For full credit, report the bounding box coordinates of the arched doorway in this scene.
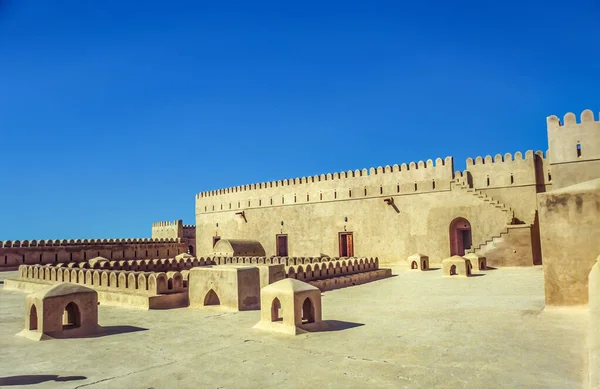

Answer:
[449,217,472,256]
[411,261,418,269]
[450,264,457,275]
[63,302,81,330]
[271,298,282,322]
[204,289,220,306]
[29,305,38,331]
[301,297,315,324]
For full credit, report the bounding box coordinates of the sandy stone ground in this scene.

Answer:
[0,266,588,389]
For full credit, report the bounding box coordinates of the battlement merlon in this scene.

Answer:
[195,156,454,199]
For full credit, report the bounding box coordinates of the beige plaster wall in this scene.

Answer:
[471,225,538,267]
[588,258,600,388]
[196,182,511,264]
[188,266,260,311]
[465,151,542,223]
[538,179,600,305]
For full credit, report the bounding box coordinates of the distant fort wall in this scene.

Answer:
[0,238,188,270]
[152,220,196,254]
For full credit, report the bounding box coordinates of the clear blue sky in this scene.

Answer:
[1,0,598,240]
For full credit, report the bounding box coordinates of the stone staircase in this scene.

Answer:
[450,178,516,255]
[465,227,510,254]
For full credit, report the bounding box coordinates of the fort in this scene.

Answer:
[0,108,599,388]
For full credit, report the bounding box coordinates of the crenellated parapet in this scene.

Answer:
[197,156,452,198]
[196,157,454,213]
[547,109,600,164]
[0,238,180,248]
[546,109,598,129]
[465,150,540,189]
[546,109,600,189]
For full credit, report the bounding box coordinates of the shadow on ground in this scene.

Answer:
[0,375,86,386]
[307,320,364,332]
[90,325,148,338]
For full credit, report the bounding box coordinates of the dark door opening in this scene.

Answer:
[301,297,315,324]
[29,305,38,331]
[339,232,354,257]
[449,218,472,256]
[271,298,282,322]
[62,302,81,330]
[204,289,220,306]
[276,234,288,257]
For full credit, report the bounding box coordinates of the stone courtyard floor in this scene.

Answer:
[0,265,589,389]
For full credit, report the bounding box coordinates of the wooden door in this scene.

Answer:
[339,232,354,257]
[276,235,288,257]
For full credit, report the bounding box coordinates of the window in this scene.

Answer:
[577,143,582,157]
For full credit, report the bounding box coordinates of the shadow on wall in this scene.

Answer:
[304,320,364,332]
[0,375,86,386]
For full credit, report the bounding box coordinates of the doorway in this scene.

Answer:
[62,302,81,330]
[29,305,38,331]
[271,298,282,322]
[338,232,354,257]
[449,217,472,256]
[204,289,220,306]
[302,297,315,324]
[276,234,288,257]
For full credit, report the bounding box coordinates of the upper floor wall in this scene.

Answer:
[547,109,600,189]
[463,150,551,222]
[196,157,455,214]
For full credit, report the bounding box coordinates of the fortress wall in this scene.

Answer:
[196,184,508,264]
[547,109,600,189]
[465,151,540,222]
[0,239,187,270]
[152,220,184,240]
[152,220,196,254]
[183,225,195,240]
[195,157,454,214]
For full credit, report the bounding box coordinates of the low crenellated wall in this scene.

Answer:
[0,238,188,270]
[5,264,191,309]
